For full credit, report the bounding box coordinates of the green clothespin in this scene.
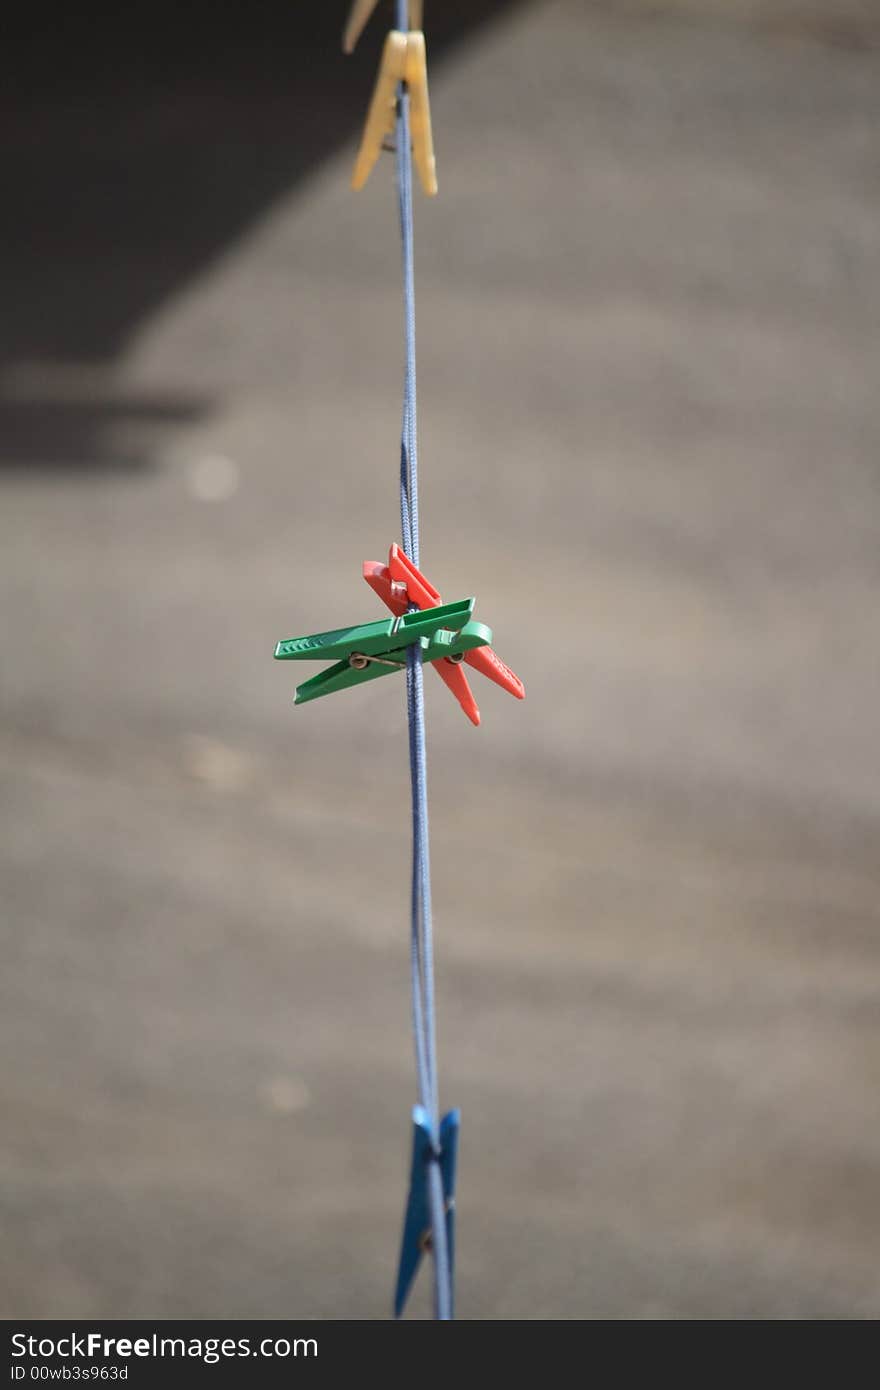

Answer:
[275,599,492,706]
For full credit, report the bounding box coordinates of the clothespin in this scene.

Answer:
[395,1107,459,1319]
[342,1,423,55]
[274,599,490,706]
[364,544,525,726]
[343,1,437,195]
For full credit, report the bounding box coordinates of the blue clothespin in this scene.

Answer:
[394,1106,460,1318]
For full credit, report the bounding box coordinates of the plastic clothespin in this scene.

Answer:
[364,544,525,726]
[274,600,490,706]
[343,1,437,196]
[394,1107,459,1319]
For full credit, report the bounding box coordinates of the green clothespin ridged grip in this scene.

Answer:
[275,599,474,662]
[274,599,492,707]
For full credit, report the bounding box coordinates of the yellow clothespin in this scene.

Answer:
[342,1,423,57]
[343,2,437,197]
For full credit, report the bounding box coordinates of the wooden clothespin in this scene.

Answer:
[342,1,423,57]
[343,1,437,196]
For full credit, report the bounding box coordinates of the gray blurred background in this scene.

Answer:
[1,0,879,1319]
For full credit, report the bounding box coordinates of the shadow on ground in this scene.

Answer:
[0,3,524,471]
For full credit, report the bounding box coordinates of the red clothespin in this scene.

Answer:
[364,544,525,726]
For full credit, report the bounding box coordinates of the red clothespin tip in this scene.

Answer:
[434,654,482,726]
[363,560,408,617]
[463,644,525,703]
[387,544,442,610]
[363,545,524,725]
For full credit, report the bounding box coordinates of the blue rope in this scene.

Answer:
[394,0,452,1322]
